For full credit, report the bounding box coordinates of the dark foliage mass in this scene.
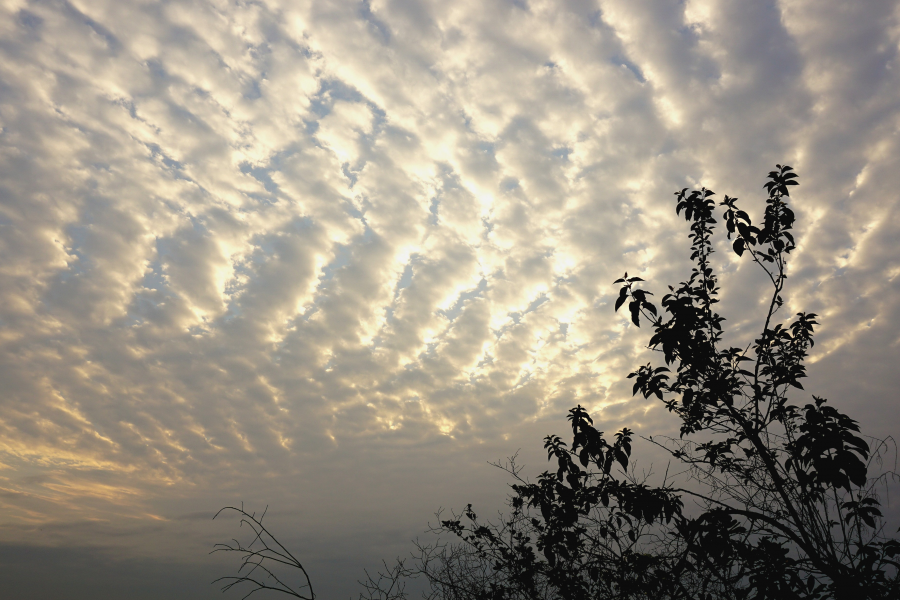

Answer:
[215,167,899,600]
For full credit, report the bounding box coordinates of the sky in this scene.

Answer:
[1,0,899,598]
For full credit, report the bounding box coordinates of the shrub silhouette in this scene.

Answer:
[216,167,900,600]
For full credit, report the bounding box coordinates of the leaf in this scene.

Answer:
[579,449,589,467]
[615,287,628,312]
[615,449,628,469]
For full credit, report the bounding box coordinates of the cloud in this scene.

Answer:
[1,0,899,597]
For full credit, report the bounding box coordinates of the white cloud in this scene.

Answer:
[1,0,899,597]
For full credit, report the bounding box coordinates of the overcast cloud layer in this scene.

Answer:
[1,0,899,598]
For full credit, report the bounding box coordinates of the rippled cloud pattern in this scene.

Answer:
[1,0,899,597]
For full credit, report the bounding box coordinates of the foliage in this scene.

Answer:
[378,166,900,600]
[612,166,900,598]
[216,166,900,600]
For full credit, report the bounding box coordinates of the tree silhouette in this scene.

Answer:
[215,166,899,599]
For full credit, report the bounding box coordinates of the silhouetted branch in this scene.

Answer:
[212,504,315,600]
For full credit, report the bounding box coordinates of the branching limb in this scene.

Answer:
[212,505,316,600]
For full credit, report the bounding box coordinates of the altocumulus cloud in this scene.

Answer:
[1,0,899,598]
